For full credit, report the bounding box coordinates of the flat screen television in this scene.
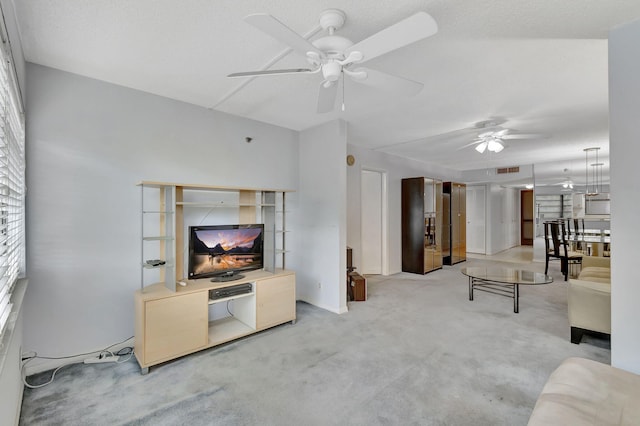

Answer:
[188,224,264,281]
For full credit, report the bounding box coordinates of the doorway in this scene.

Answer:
[361,169,387,275]
[466,185,486,254]
[521,189,534,245]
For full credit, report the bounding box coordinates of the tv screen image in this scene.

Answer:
[188,224,264,279]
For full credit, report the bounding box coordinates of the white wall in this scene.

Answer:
[24,64,300,371]
[462,164,534,186]
[485,184,520,255]
[609,18,640,373]
[294,120,347,313]
[346,144,460,275]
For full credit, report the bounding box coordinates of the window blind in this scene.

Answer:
[0,41,25,337]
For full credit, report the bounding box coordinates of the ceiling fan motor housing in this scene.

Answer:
[319,9,346,33]
[312,10,356,83]
[312,35,354,57]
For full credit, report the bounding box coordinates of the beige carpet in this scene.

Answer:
[20,257,609,425]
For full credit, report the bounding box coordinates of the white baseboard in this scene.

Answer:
[297,297,345,315]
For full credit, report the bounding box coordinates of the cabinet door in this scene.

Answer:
[144,291,208,364]
[256,274,295,330]
[452,184,467,262]
[457,184,467,260]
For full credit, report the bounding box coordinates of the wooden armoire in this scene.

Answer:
[401,177,443,274]
[443,182,466,265]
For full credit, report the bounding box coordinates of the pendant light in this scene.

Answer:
[584,147,602,196]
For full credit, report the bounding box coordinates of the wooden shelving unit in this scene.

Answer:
[443,182,466,265]
[135,181,296,374]
[139,181,293,291]
[401,177,443,274]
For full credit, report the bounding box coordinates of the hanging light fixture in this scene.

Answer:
[584,147,602,196]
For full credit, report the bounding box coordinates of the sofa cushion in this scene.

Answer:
[578,266,611,283]
[528,357,640,425]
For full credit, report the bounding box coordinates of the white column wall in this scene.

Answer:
[293,120,347,313]
[609,18,640,373]
[485,184,520,255]
[25,64,299,371]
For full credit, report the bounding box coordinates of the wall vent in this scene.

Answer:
[496,166,520,174]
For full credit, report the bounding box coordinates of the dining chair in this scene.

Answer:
[544,221,583,281]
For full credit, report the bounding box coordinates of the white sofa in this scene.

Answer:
[528,357,640,425]
[568,256,610,344]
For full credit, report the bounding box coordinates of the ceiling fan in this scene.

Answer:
[560,180,575,190]
[228,9,438,113]
[459,126,546,154]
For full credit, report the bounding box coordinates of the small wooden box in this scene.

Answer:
[349,272,367,301]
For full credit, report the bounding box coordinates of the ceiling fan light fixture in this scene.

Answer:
[487,139,504,153]
[475,142,487,153]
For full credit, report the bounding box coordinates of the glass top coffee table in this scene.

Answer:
[461,267,554,313]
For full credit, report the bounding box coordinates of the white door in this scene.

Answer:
[466,185,486,254]
[361,170,383,274]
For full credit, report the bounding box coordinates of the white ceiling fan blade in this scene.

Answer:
[244,13,324,57]
[317,81,338,113]
[501,133,547,140]
[351,67,423,97]
[456,139,484,151]
[228,68,315,78]
[345,12,438,64]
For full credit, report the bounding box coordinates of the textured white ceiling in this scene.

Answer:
[14,0,640,185]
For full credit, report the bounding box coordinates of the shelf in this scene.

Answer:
[175,202,276,208]
[140,181,292,291]
[208,291,254,305]
[138,181,295,193]
[208,316,255,346]
[142,263,174,269]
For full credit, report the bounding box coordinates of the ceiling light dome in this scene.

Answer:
[487,139,504,153]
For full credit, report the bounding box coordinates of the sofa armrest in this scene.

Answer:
[528,357,640,425]
[568,279,611,334]
[581,256,610,270]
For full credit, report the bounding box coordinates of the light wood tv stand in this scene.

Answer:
[134,268,295,374]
